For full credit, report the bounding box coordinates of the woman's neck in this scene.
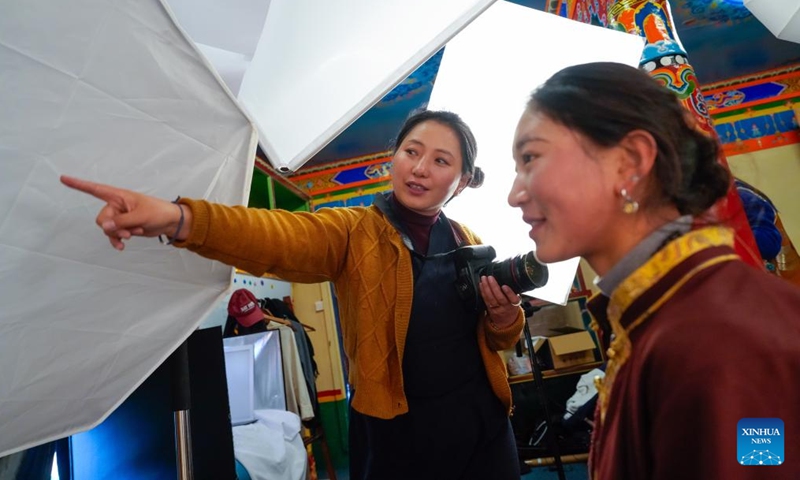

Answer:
[391,194,440,226]
[391,194,439,254]
[588,206,682,277]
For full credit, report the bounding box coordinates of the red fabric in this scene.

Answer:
[715,179,763,270]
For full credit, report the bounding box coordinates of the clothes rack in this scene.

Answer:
[261,309,316,332]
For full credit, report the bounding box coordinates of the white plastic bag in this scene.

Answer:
[507,354,532,376]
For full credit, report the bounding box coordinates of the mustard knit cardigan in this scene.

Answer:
[176,198,524,419]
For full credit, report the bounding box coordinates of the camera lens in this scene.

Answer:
[485,251,548,293]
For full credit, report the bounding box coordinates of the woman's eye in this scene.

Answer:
[406,148,417,156]
[521,153,538,164]
[435,157,449,165]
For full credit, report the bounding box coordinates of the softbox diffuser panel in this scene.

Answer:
[0,0,256,457]
[238,0,498,171]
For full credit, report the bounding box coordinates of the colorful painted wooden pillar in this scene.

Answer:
[555,0,762,267]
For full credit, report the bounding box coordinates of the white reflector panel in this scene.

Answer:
[433,2,644,304]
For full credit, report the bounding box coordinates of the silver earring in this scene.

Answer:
[620,188,639,214]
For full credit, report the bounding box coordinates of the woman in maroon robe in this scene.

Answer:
[508,61,800,480]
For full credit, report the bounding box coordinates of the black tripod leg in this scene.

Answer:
[170,338,194,480]
[522,308,566,480]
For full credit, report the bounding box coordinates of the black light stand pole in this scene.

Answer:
[170,339,194,480]
[522,305,567,480]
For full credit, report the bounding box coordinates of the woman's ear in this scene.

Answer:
[455,173,471,195]
[616,129,657,189]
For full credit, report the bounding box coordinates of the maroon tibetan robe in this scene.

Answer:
[587,226,800,480]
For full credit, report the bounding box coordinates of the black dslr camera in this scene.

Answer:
[453,245,548,312]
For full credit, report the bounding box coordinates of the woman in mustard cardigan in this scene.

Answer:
[62,110,524,479]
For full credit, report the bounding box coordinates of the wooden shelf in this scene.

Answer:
[508,361,604,384]
[524,452,589,467]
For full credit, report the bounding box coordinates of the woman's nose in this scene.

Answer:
[508,178,527,207]
[412,157,429,176]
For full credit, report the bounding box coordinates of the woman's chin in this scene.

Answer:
[531,246,569,266]
[533,250,553,265]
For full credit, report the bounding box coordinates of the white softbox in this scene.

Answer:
[164,0,499,172]
[744,0,800,44]
[433,2,645,305]
[0,0,256,457]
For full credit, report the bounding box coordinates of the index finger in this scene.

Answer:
[479,275,500,300]
[60,175,123,203]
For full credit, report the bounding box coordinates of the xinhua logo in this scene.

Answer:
[738,418,784,466]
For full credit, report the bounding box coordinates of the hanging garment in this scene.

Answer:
[262,298,320,419]
[267,323,315,421]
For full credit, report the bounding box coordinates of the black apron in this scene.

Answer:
[349,214,520,480]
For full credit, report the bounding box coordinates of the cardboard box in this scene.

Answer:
[526,301,586,338]
[529,330,597,370]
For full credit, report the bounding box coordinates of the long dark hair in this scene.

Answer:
[393,109,484,188]
[528,62,730,215]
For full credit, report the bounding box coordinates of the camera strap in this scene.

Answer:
[447,219,468,248]
[412,219,467,262]
[406,219,470,269]
[410,220,461,283]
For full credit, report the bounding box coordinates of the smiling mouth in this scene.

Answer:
[407,182,427,192]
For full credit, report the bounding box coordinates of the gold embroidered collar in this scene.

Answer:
[594,226,738,422]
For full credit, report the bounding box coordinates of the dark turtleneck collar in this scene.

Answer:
[390,193,439,255]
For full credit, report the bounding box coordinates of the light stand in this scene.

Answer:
[170,339,194,480]
[522,305,566,480]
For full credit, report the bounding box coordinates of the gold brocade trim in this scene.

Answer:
[594,226,736,422]
[608,226,734,323]
[595,331,632,424]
